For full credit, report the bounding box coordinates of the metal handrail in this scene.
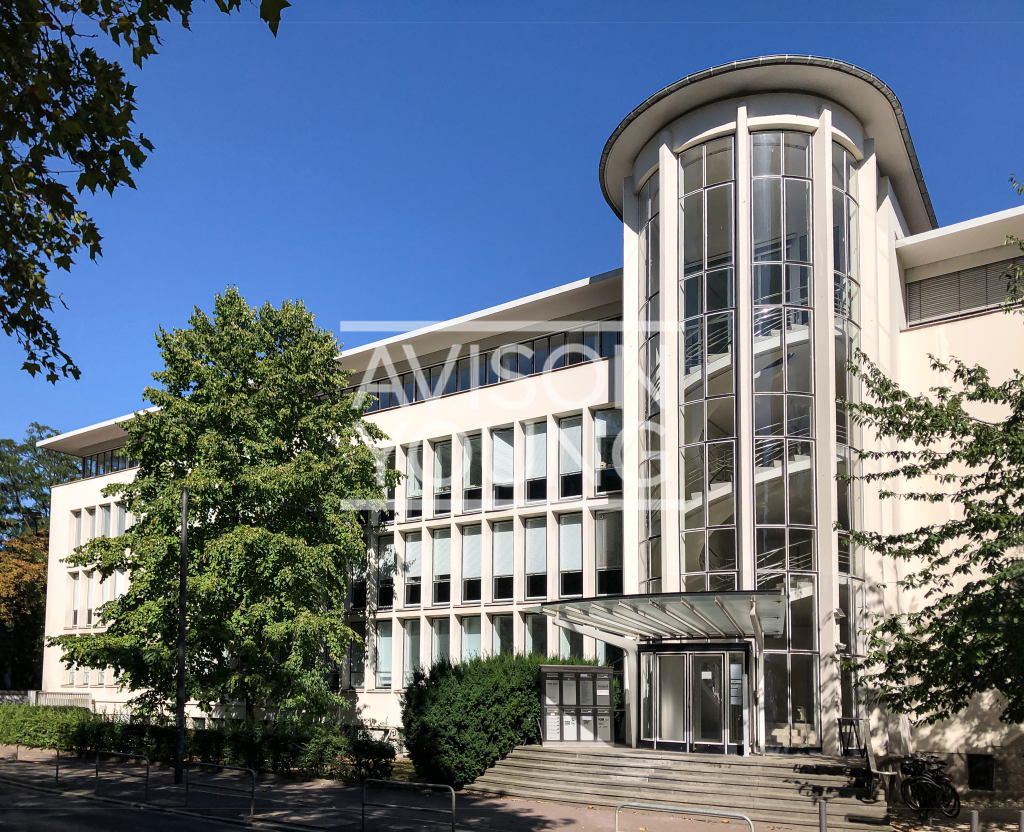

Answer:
[362,779,455,832]
[95,750,150,801]
[185,761,255,817]
[615,803,755,832]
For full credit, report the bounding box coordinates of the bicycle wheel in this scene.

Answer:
[902,778,925,810]
[939,783,961,818]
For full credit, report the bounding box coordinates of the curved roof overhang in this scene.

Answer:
[600,55,937,235]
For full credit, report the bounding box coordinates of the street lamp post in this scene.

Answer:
[174,486,188,785]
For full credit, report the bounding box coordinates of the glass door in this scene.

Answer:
[691,653,725,748]
[657,654,686,744]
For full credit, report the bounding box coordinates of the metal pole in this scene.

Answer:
[971,810,979,832]
[1017,809,1022,832]
[174,486,188,785]
[819,798,827,832]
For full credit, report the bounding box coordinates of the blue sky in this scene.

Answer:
[3,1,1024,442]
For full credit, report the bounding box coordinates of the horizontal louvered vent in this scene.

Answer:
[907,257,1023,324]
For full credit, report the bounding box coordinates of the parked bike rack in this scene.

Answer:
[615,803,756,832]
[94,750,150,801]
[185,762,255,817]
[361,779,455,832]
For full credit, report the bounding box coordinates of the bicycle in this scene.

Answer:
[899,755,960,818]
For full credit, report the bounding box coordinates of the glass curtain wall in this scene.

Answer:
[678,136,738,591]
[750,130,819,750]
[833,141,864,719]
[638,173,663,592]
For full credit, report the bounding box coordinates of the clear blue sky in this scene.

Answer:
[3,1,1023,442]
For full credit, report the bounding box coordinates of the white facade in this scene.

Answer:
[39,57,1024,778]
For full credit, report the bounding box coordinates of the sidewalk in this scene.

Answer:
[0,746,1019,832]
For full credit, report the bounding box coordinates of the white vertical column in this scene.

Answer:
[814,106,841,758]
[735,103,754,591]
[621,176,642,595]
[658,133,681,594]
[480,520,491,605]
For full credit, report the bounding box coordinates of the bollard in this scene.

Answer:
[971,810,979,832]
[1018,809,1023,832]
[819,799,827,832]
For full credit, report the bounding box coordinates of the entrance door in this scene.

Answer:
[657,655,686,744]
[691,653,725,748]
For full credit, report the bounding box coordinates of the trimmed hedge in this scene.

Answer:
[0,705,393,779]
[401,653,598,788]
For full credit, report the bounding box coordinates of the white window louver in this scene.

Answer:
[492,521,514,577]
[559,417,583,475]
[432,529,451,576]
[405,533,422,578]
[558,513,583,571]
[406,445,423,497]
[493,429,514,485]
[525,517,547,574]
[525,422,547,479]
[462,525,482,579]
[596,511,623,570]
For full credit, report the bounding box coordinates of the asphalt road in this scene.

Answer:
[0,779,241,832]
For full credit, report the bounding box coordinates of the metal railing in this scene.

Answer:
[185,762,255,817]
[615,803,755,832]
[362,779,455,832]
[838,717,866,757]
[95,751,149,800]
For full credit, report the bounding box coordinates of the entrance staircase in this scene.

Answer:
[466,746,889,830]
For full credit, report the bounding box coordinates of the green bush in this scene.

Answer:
[349,734,396,781]
[401,653,598,788]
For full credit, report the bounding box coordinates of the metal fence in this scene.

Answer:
[95,751,150,800]
[362,779,455,832]
[32,692,92,708]
[185,762,255,816]
[615,804,755,832]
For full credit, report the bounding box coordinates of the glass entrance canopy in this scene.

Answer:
[528,590,785,641]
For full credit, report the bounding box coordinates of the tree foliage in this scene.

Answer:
[49,288,397,718]
[0,422,80,536]
[844,249,1024,724]
[0,531,48,688]
[0,0,288,382]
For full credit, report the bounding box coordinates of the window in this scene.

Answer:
[85,570,95,626]
[81,448,136,479]
[72,511,82,550]
[351,561,367,611]
[404,533,423,605]
[99,505,111,538]
[492,614,513,655]
[596,511,623,595]
[65,663,76,687]
[67,572,79,628]
[432,617,450,663]
[115,504,127,536]
[526,614,548,656]
[906,257,1024,325]
[492,521,514,601]
[594,410,623,494]
[462,616,481,660]
[525,517,547,599]
[375,621,392,688]
[463,435,482,511]
[558,513,583,597]
[432,528,451,604]
[433,440,451,516]
[377,536,395,609]
[492,429,514,506]
[96,667,105,686]
[82,666,90,686]
[86,508,96,541]
[967,754,995,791]
[349,621,366,687]
[403,619,421,686]
[558,416,584,499]
[114,569,126,599]
[406,445,423,519]
[524,421,547,502]
[559,627,583,659]
[381,450,396,524]
[461,525,482,603]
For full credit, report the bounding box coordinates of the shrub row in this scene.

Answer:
[0,705,394,779]
[401,652,600,788]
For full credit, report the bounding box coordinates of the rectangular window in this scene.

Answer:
[404,532,422,606]
[526,613,548,656]
[86,508,96,541]
[967,754,995,791]
[594,409,623,494]
[558,513,584,597]
[72,511,82,549]
[461,524,482,603]
[492,428,514,507]
[351,560,367,611]
[524,421,547,502]
[525,517,547,599]
[99,505,111,537]
[432,528,451,605]
[82,666,90,686]
[375,620,392,688]
[463,434,482,511]
[492,520,514,601]
[381,450,396,523]
[492,614,513,655]
[596,511,623,596]
[349,621,366,688]
[67,572,79,628]
[432,617,450,664]
[559,627,583,659]
[406,445,423,519]
[65,663,76,687]
[433,440,451,516]
[85,570,95,626]
[114,569,126,599]
[461,616,481,660]
[403,619,421,686]
[115,504,127,536]
[377,536,395,609]
[558,416,584,499]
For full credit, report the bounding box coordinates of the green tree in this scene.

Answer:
[843,243,1024,724]
[1,0,288,382]
[0,422,80,536]
[50,288,397,718]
